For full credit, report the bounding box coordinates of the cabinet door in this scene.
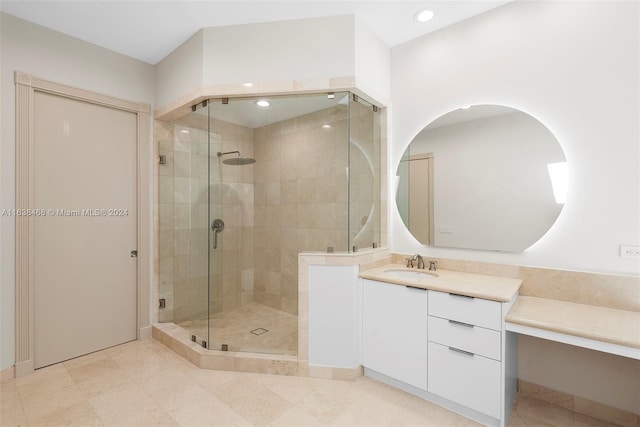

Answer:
[428,342,501,418]
[362,279,428,390]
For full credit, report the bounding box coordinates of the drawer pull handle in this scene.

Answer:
[448,319,474,328]
[449,347,474,357]
[405,285,426,291]
[449,292,475,299]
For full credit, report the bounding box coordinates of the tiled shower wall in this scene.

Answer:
[253,105,350,315]
[157,114,255,325]
[211,117,256,316]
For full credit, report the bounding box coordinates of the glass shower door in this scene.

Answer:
[186,101,222,349]
[349,94,381,251]
[207,105,225,350]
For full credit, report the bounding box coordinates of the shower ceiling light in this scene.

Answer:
[256,100,270,107]
[414,9,435,23]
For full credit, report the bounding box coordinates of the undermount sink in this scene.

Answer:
[381,269,439,280]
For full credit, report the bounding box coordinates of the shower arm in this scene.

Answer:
[217,151,240,158]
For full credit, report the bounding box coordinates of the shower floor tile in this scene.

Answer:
[179,303,298,356]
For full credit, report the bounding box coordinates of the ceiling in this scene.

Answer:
[0,1,511,65]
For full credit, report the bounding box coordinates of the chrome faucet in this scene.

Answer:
[412,254,425,270]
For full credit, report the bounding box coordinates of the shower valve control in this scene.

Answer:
[212,219,225,232]
[212,219,225,249]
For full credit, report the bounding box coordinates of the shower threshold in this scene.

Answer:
[152,322,299,376]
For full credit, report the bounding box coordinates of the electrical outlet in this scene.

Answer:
[620,245,640,259]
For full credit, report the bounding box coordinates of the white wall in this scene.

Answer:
[202,15,355,88]
[390,1,639,276]
[157,14,362,110]
[354,17,391,105]
[390,1,639,413]
[155,15,393,112]
[154,30,204,109]
[519,336,639,414]
[0,13,155,371]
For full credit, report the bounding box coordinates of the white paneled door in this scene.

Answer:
[33,91,138,368]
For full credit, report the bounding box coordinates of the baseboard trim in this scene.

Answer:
[14,359,34,378]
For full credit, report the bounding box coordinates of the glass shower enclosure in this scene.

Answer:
[158,92,381,355]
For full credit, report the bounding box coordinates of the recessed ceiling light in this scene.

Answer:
[414,9,435,23]
[256,100,270,107]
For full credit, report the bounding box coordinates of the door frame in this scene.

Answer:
[14,71,151,377]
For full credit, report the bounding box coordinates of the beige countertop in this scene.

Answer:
[506,296,640,349]
[359,264,522,302]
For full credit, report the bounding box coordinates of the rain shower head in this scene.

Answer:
[223,157,256,165]
[217,151,256,165]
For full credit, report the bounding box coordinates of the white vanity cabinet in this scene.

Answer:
[362,279,428,390]
[358,267,520,427]
[427,291,504,419]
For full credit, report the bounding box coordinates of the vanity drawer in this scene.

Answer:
[427,342,501,419]
[428,290,502,330]
[428,316,501,361]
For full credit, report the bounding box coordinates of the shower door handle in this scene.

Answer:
[211,219,225,249]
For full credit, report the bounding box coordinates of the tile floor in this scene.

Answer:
[0,339,621,427]
[179,303,298,356]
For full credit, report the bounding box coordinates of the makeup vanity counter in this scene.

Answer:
[506,296,640,360]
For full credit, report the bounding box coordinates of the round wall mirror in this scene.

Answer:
[396,105,567,252]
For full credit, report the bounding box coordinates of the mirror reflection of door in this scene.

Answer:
[408,154,434,245]
[396,105,566,252]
